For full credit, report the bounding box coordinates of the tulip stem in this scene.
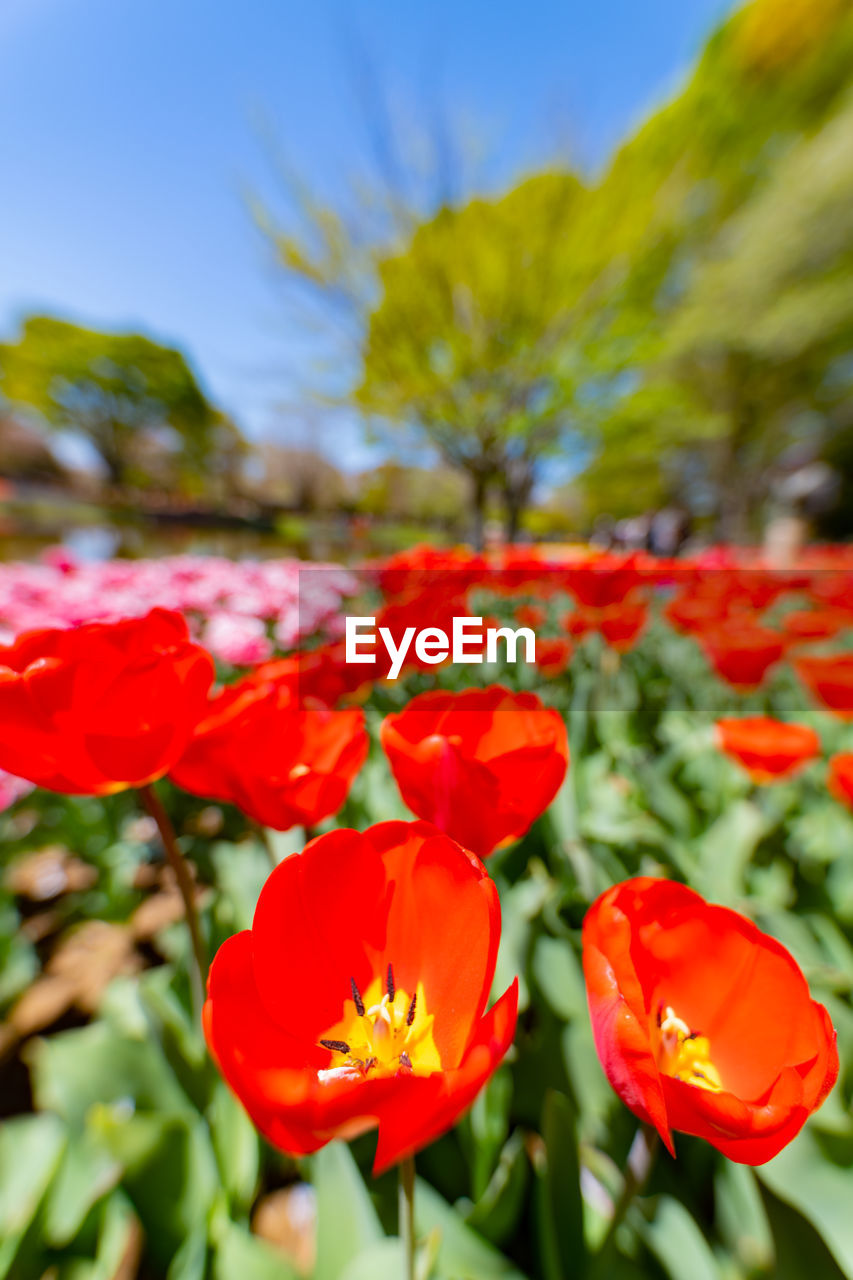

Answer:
[253,822,278,870]
[399,1154,416,1280]
[594,1124,658,1269]
[139,783,207,1020]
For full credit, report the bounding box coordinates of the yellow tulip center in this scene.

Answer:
[318,966,441,1082]
[656,1004,723,1093]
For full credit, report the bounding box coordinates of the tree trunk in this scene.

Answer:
[102,450,126,491]
[715,427,754,545]
[715,370,757,545]
[469,471,489,552]
[503,465,534,544]
[95,421,128,491]
[504,495,522,544]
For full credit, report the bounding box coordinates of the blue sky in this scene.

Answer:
[0,0,729,470]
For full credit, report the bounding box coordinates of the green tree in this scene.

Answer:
[257,141,595,545]
[0,317,233,494]
[651,83,853,536]
[256,0,853,544]
[354,174,593,544]
[567,0,853,535]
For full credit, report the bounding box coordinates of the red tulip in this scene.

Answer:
[700,625,786,691]
[564,555,641,609]
[254,646,372,708]
[561,602,648,651]
[664,591,731,636]
[515,603,547,630]
[795,654,853,720]
[0,609,214,794]
[380,685,569,857]
[715,717,820,783]
[809,571,853,611]
[535,636,574,677]
[828,753,853,811]
[171,667,367,830]
[720,570,788,613]
[781,608,850,646]
[563,610,598,640]
[598,601,649,652]
[583,877,838,1164]
[203,821,518,1174]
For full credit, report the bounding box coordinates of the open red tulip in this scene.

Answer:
[583,877,838,1164]
[0,608,214,795]
[170,665,367,830]
[597,601,649,652]
[715,716,820,783]
[795,654,853,720]
[380,685,569,857]
[203,821,518,1174]
[700,625,786,691]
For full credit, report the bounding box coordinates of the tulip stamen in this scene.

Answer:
[318,973,440,1081]
[656,1003,723,1093]
[320,1038,351,1054]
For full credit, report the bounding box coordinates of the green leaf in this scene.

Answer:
[212,840,275,933]
[639,1195,723,1280]
[168,1222,208,1280]
[43,1130,122,1247]
[532,936,586,1022]
[714,1159,773,1276]
[339,1240,406,1280]
[464,1131,529,1247]
[464,1070,513,1200]
[94,1191,142,1280]
[537,1091,587,1280]
[758,1127,853,1279]
[561,1022,615,1139]
[90,1112,219,1269]
[414,1177,529,1279]
[311,1142,383,1280]
[788,803,853,866]
[494,873,552,1012]
[694,799,768,904]
[761,1183,848,1280]
[0,927,37,1010]
[29,1021,196,1128]
[208,1080,260,1214]
[212,1221,301,1280]
[0,1113,66,1277]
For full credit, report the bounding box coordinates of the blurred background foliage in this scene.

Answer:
[254,0,853,544]
[2,0,853,553]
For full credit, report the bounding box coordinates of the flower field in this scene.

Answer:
[1,543,853,1280]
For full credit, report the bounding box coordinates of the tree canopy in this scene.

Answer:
[0,317,239,495]
[257,0,853,539]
